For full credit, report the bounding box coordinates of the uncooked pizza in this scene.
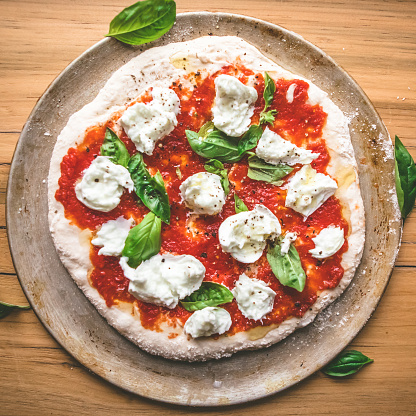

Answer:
[48,36,365,361]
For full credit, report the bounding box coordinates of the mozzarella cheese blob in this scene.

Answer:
[91,217,133,256]
[75,156,134,212]
[232,274,276,321]
[211,74,258,137]
[120,253,205,309]
[120,87,180,155]
[256,127,319,166]
[285,164,338,218]
[184,307,232,338]
[280,231,297,255]
[286,83,297,103]
[219,204,281,263]
[179,172,225,215]
[309,226,345,259]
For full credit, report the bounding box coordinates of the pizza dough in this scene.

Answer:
[48,36,365,361]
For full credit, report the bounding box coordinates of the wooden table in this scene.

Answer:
[1,0,415,414]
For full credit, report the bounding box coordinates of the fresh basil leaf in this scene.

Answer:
[180,282,234,312]
[122,212,161,268]
[263,72,276,111]
[186,123,242,163]
[204,159,230,195]
[234,193,249,213]
[322,350,374,377]
[128,153,170,224]
[237,124,263,155]
[395,135,416,219]
[106,0,176,46]
[247,154,293,185]
[100,127,130,167]
[267,238,306,292]
[259,109,278,126]
[0,301,30,319]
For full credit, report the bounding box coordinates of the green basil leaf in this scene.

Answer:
[100,127,130,167]
[128,153,170,224]
[122,212,161,268]
[186,122,242,163]
[204,159,230,195]
[106,0,176,46]
[237,124,263,155]
[267,239,306,292]
[234,193,249,213]
[263,72,276,111]
[180,282,234,312]
[259,109,278,126]
[247,154,293,185]
[322,350,374,377]
[395,135,416,219]
[0,300,30,319]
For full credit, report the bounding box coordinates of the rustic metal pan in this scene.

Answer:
[6,12,401,406]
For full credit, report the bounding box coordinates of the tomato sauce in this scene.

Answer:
[55,65,349,334]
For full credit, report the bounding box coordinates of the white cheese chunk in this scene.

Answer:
[285,164,338,218]
[120,253,205,309]
[179,172,225,215]
[120,87,180,155]
[183,307,232,338]
[211,74,258,137]
[309,226,345,259]
[75,156,134,212]
[256,127,319,166]
[286,83,297,103]
[232,274,276,321]
[219,204,281,263]
[91,217,133,256]
[280,232,297,255]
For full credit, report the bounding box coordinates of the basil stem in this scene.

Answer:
[100,127,130,167]
[267,238,306,292]
[128,153,170,224]
[122,212,162,268]
[204,159,230,195]
[180,282,234,312]
[247,154,293,185]
[234,193,249,213]
[259,72,277,125]
[322,350,374,377]
[395,135,416,220]
[0,301,30,320]
[106,0,176,46]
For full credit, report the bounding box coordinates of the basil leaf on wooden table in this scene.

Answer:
[322,350,374,377]
[180,282,234,312]
[395,135,416,220]
[106,0,176,46]
[267,238,306,292]
[204,159,230,195]
[122,212,162,268]
[259,72,277,125]
[0,301,30,319]
[247,154,293,185]
[128,153,171,224]
[186,122,242,163]
[100,127,130,167]
[234,193,249,213]
[237,124,263,155]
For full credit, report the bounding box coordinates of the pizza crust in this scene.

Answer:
[48,36,365,361]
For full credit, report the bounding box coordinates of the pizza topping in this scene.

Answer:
[285,164,338,217]
[120,87,180,155]
[280,231,297,255]
[180,282,234,311]
[211,74,258,137]
[120,253,205,309]
[234,193,249,213]
[74,156,134,212]
[247,153,293,185]
[232,274,276,321]
[219,204,281,263]
[256,127,320,166]
[259,72,278,126]
[309,225,345,259]
[100,127,130,167]
[204,159,230,195]
[91,217,133,256]
[183,307,232,338]
[286,83,297,104]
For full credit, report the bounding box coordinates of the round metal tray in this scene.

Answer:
[6,12,401,406]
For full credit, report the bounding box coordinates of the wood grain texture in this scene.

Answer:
[0,0,415,414]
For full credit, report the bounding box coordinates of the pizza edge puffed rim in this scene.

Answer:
[47,36,365,361]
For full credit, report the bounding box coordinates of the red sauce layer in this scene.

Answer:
[55,65,348,334]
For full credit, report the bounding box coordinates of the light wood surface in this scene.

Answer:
[1,0,415,414]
